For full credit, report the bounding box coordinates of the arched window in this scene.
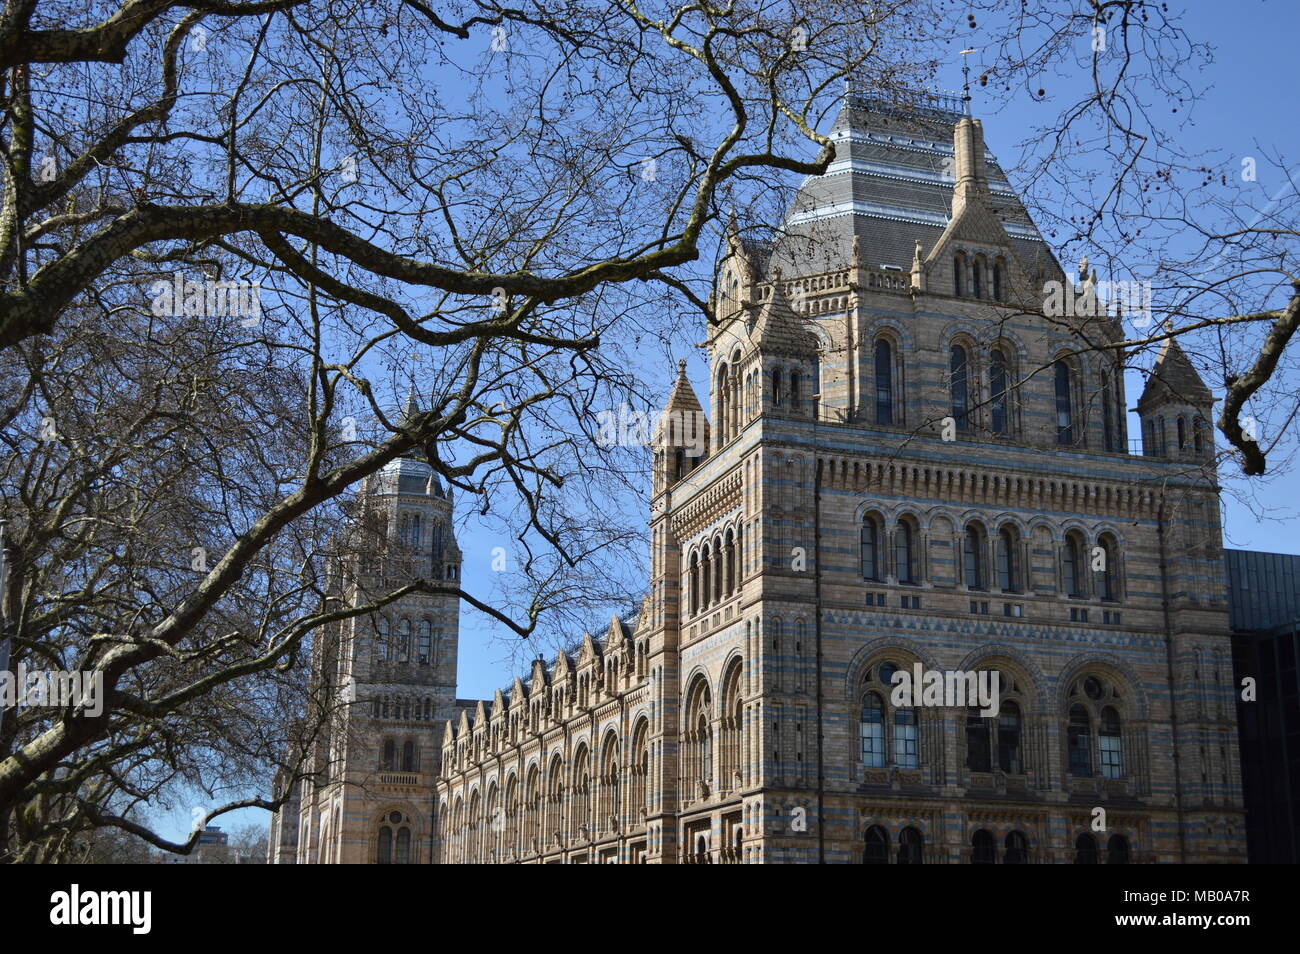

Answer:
[381,739,396,771]
[898,827,923,864]
[1055,359,1075,444]
[992,260,1004,302]
[1004,831,1027,864]
[377,825,392,864]
[863,825,889,864]
[1177,416,1187,450]
[996,525,1021,592]
[963,522,986,589]
[376,618,390,661]
[894,518,916,584]
[410,513,422,547]
[894,707,919,769]
[971,255,984,299]
[1102,370,1119,451]
[1074,833,1098,864]
[1068,704,1093,777]
[772,368,783,407]
[689,551,700,615]
[417,620,433,665]
[397,618,411,662]
[695,834,710,864]
[1097,534,1119,601]
[395,826,411,864]
[1156,415,1167,456]
[998,701,1023,774]
[966,707,992,773]
[698,711,712,782]
[859,692,886,768]
[700,544,712,607]
[990,348,1009,435]
[1193,416,1206,454]
[790,371,801,411]
[1107,834,1131,864]
[953,253,965,297]
[1100,707,1123,779]
[1062,532,1085,597]
[861,514,882,581]
[402,740,416,773]
[950,345,969,430]
[971,829,996,864]
[874,339,894,425]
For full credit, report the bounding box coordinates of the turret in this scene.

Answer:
[1137,334,1215,462]
[652,360,709,495]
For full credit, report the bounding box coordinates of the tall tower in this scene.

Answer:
[287,400,464,864]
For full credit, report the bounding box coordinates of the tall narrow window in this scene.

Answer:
[1098,535,1118,601]
[377,618,390,661]
[954,254,965,297]
[966,709,992,772]
[402,740,416,772]
[395,827,411,864]
[990,348,1008,435]
[377,826,392,864]
[874,339,894,425]
[894,707,919,768]
[1177,417,1187,451]
[894,520,915,584]
[950,346,969,430]
[1069,705,1093,777]
[998,701,1023,774]
[1107,834,1130,864]
[1055,359,1074,444]
[1004,831,1027,864]
[898,827,924,864]
[1193,417,1205,454]
[971,829,996,864]
[417,620,432,665]
[772,368,783,407]
[963,523,986,589]
[382,739,396,771]
[861,515,881,581]
[397,618,410,662]
[859,692,885,768]
[971,256,984,299]
[1102,372,1118,451]
[790,371,801,411]
[992,261,1004,302]
[1063,533,1084,597]
[864,825,889,864]
[996,526,1020,592]
[1100,707,1123,778]
[698,712,712,782]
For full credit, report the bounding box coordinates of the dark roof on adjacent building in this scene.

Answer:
[1225,548,1300,632]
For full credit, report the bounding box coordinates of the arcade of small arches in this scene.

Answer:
[714,351,817,446]
[858,507,1124,600]
[437,723,652,863]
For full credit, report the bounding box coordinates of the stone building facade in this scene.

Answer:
[269,89,1246,864]
[432,91,1246,864]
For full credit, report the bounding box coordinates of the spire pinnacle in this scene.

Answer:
[960,49,976,116]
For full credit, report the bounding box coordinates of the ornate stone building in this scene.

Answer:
[276,89,1248,863]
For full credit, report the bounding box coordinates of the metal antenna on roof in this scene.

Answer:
[959,49,976,116]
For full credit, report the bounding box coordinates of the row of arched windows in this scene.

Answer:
[371,694,437,722]
[376,811,414,864]
[861,512,1122,599]
[375,617,440,664]
[716,359,816,447]
[863,825,1130,863]
[684,661,745,797]
[952,252,1007,302]
[380,738,421,773]
[870,335,1121,451]
[440,724,651,862]
[686,527,741,615]
[1144,413,1208,458]
[859,662,1132,783]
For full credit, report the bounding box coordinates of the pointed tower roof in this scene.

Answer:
[654,360,709,445]
[1138,334,1213,408]
[751,276,819,354]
